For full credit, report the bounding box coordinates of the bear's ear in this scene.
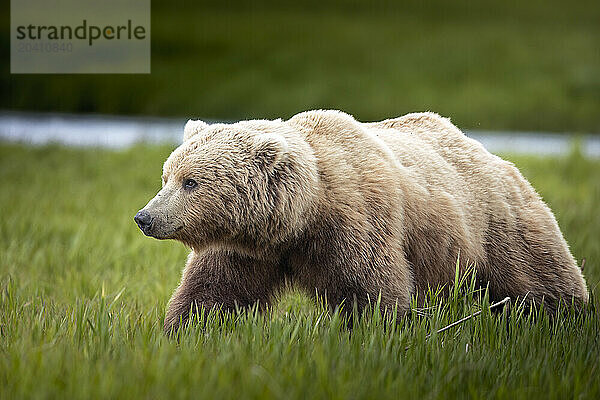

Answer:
[252,133,289,168]
[183,119,208,141]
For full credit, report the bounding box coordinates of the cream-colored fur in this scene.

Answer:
[135,110,589,333]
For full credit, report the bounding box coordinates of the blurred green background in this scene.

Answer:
[2,0,600,132]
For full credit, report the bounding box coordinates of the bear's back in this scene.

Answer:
[287,110,578,291]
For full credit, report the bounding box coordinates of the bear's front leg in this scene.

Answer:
[290,238,413,320]
[164,249,282,334]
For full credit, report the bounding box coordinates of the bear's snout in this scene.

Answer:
[134,210,153,234]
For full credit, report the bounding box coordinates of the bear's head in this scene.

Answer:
[135,118,318,253]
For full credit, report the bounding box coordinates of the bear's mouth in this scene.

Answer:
[146,224,184,240]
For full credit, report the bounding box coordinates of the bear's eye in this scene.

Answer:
[183,178,198,190]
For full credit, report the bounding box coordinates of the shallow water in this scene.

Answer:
[1,111,599,157]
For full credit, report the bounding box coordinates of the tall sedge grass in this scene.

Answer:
[1,143,598,398]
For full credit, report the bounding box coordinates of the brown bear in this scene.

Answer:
[134,110,589,333]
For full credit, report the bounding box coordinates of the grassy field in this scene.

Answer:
[1,143,599,399]
[2,0,600,132]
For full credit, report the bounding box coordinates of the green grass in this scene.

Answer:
[2,0,600,132]
[1,143,599,399]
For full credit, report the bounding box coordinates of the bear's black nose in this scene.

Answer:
[134,210,152,232]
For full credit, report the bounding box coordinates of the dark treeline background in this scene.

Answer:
[2,0,599,132]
